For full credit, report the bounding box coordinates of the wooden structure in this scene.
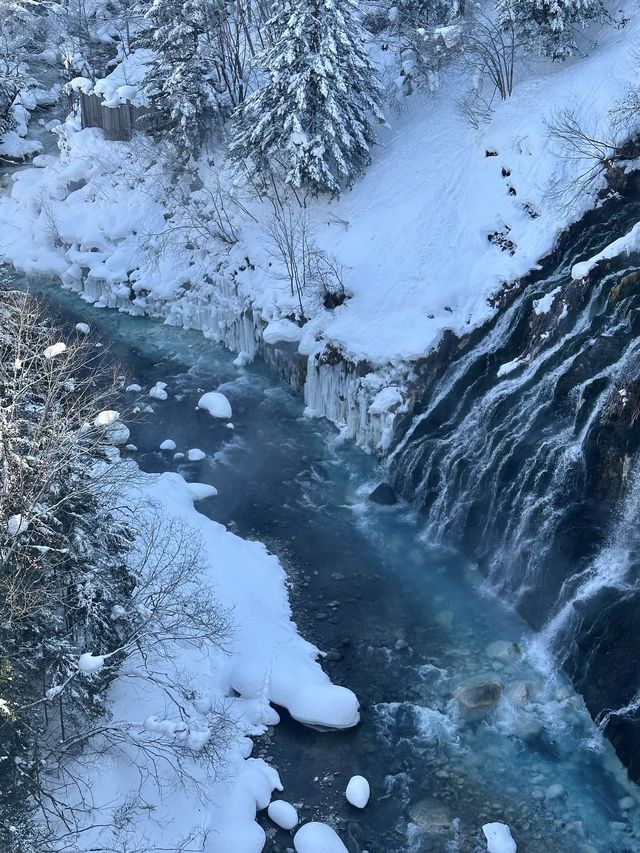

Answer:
[79,92,149,142]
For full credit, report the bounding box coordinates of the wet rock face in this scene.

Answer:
[369,483,398,505]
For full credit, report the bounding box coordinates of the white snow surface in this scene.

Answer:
[572,221,640,280]
[267,799,299,830]
[345,775,370,808]
[57,466,358,851]
[293,822,348,853]
[482,822,517,853]
[198,390,233,419]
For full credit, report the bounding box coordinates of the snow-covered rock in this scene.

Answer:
[126,383,142,393]
[197,391,233,419]
[187,448,206,461]
[233,351,251,367]
[346,775,370,808]
[43,341,67,359]
[184,482,218,501]
[75,322,91,335]
[267,800,299,830]
[149,382,168,400]
[159,439,176,451]
[482,822,517,853]
[94,410,121,427]
[94,410,130,445]
[263,319,303,345]
[293,822,348,853]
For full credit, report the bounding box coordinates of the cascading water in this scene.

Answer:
[389,187,640,780]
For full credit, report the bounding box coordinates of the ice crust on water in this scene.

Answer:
[482,822,517,853]
[198,391,232,419]
[293,822,348,853]
[267,799,299,830]
[346,775,370,808]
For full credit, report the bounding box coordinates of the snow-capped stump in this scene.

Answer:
[293,822,348,853]
[75,322,90,335]
[6,514,29,536]
[482,822,517,853]
[43,341,67,359]
[149,381,168,400]
[187,448,206,461]
[78,653,105,673]
[268,800,299,830]
[126,383,142,393]
[159,439,176,451]
[346,775,370,808]
[197,391,232,419]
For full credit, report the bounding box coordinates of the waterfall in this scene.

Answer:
[388,195,640,776]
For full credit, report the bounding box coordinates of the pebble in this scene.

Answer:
[546,784,566,801]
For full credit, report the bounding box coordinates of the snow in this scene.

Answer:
[368,386,403,415]
[61,467,360,851]
[94,410,130,445]
[125,383,142,392]
[78,652,105,673]
[267,799,299,830]
[571,221,640,280]
[149,381,168,400]
[263,319,304,345]
[184,481,218,500]
[75,322,91,335]
[345,775,370,808]
[234,351,252,367]
[7,514,29,536]
[197,391,233,419]
[497,357,525,378]
[43,342,66,359]
[482,822,517,853]
[532,287,561,315]
[159,439,176,451]
[94,410,121,427]
[293,822,348,853]
[187,448,206,461]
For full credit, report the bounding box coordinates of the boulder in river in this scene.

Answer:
[455,676,502,715]
[369,483,398,505]
[409,796,452,830]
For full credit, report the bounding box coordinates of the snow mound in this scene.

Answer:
[268,799,299,830]
[293,822,348,853]
[482,822,517,853]
[368,386,402,415]
[78,653,105,673]
[159,439,176,451]
[187,448,206,461]
[198,391,233,419]
[7,514,29,536]
[263,319,303,345]
[345,775,370,808]
[184,481,218,501]
[43,342,66,359]
[149,382,168,400]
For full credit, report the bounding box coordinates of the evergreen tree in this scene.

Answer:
[231,0,385,196]
[143,0,221,155]
[495,0,604,60]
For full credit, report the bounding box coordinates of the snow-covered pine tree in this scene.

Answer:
[387,0,464,95]
[495,0,604,60]
[143,0,221,156]
[231,0,385,197]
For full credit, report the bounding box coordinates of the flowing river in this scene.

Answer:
[6,269,640,853]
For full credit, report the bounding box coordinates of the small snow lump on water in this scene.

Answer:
[293,822,348,853]
[346,775,370,808]
[267,800,298,830]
